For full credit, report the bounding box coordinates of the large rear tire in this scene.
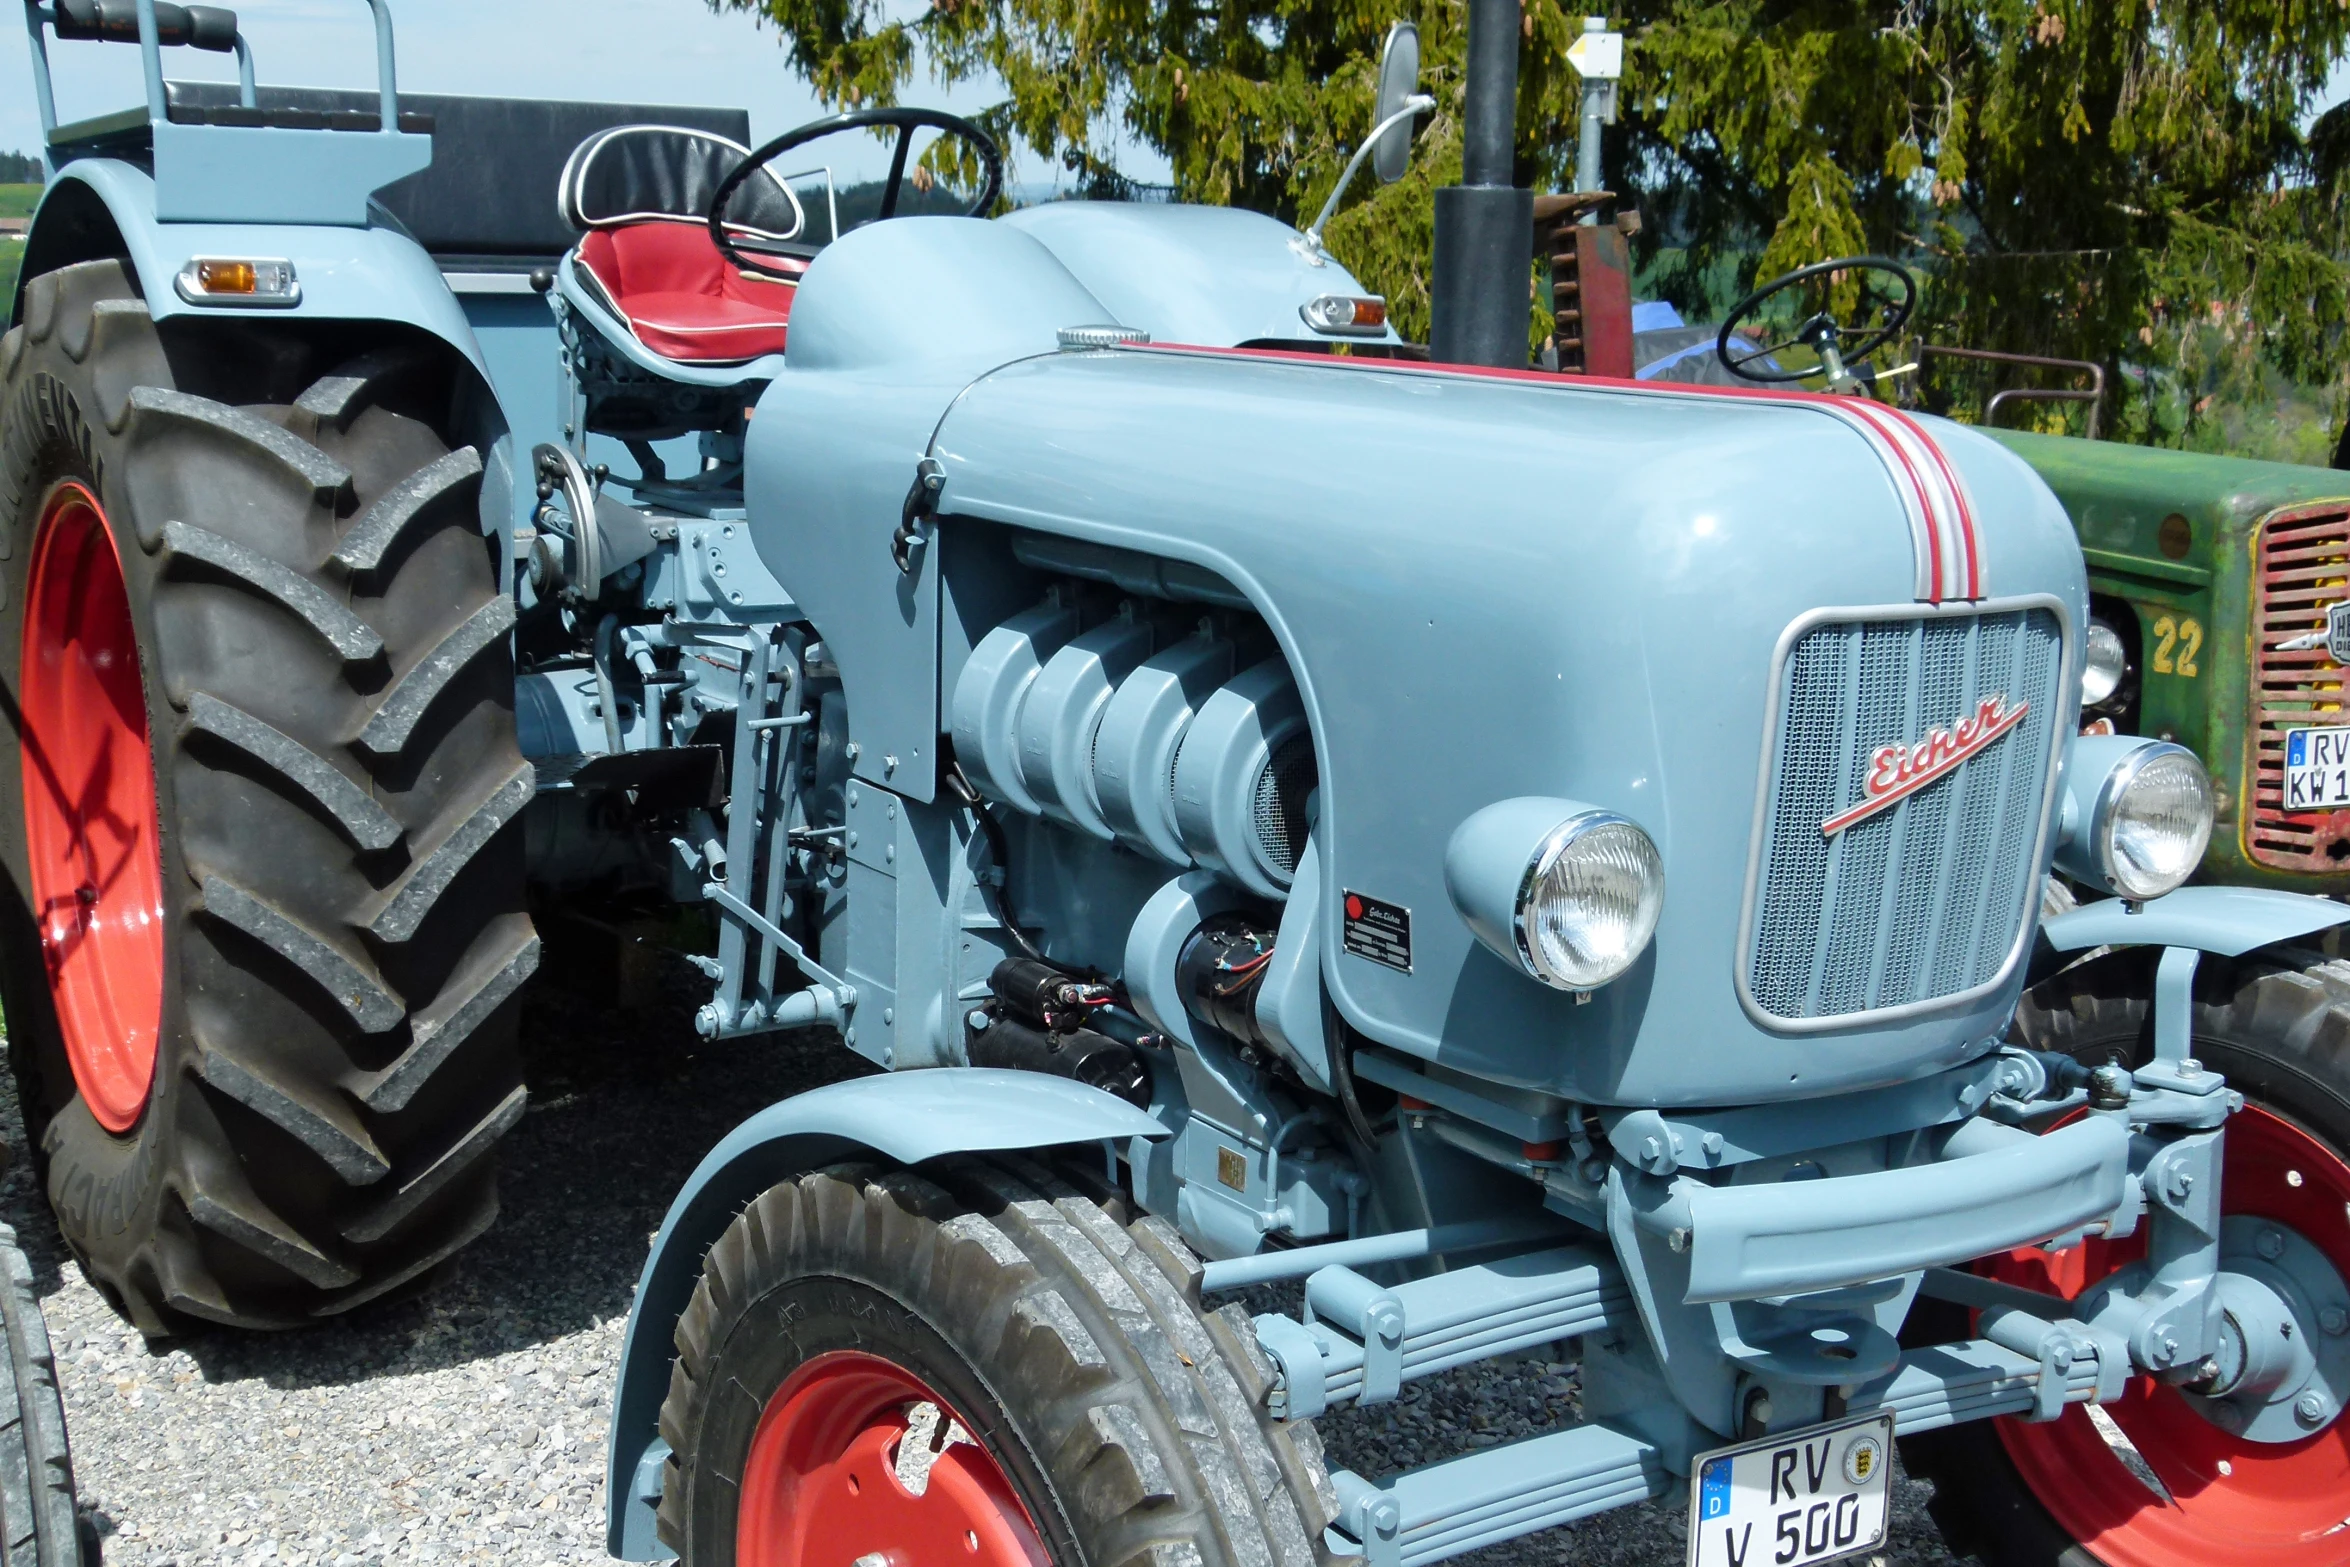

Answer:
[0,1220,88,1565]
[0,259,539,1332]
[655,1155,1337,1566]
[1903,944,2350,1567]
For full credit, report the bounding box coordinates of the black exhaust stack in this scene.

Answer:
[1428,0,1534,368]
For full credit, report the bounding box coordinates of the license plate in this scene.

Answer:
[1686,1413,1893,1567]
[2285,728,2350,812]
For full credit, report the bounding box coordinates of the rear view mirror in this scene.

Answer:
[1372,22,1421,185]
[1295,20,1433,261]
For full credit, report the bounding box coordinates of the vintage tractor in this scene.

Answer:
[16,4,2350,1567]
[1986,432,2350,892]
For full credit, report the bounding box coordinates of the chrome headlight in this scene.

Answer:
[1446,799,1664,991]
[2082,619,2127,708]
[2056,738,2214,900]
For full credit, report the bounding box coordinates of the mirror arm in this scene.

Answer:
[1294,93,1435,263]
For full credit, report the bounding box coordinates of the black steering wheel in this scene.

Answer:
[708,107,1005,279]
[1716,256,1917,387]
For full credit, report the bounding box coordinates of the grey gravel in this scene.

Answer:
[4,951,1959,1566]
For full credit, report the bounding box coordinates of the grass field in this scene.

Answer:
[1,183,37,309]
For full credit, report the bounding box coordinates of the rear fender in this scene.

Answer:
[17,163,519,549]
[602,1069,1168,1559]
[15,160,488,384]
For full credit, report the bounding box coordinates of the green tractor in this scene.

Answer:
[1984,430,2350,891]
[1625,267,2350,893]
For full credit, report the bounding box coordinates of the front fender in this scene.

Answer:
[602,1069,1168,1559]
[16,161,488,383]
[2043,885,2350,957]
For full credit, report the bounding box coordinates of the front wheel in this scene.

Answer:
[655,1157,1336,1566]
[1904,946,2350,1567]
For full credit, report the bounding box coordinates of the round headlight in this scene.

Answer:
[1515,813,1665,990]
[2095,744,2213,899]
[2082,620,2128,708]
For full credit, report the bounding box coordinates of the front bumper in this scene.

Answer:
[1635,1115,2132,1304]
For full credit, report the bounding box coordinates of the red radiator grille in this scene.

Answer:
[2251,503,2350,870]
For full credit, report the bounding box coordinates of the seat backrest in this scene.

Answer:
[165,84,751,265]
[559,124,804,243]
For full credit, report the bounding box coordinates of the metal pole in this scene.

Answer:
[133,0,167,123]
[24,2,62,148]
[359,0,398,132]
[1428,0,1534,367]
[1459,0,1515,189]
[1575,19,1606,224]
[1197,1215,1572,1293]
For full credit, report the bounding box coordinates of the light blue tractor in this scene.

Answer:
[11,5,2350,1567]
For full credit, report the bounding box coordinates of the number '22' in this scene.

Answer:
[2151,614,2202,679]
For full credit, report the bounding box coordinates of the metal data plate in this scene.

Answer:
[2284,728,2350,812]
[1686,1412,1893,1567]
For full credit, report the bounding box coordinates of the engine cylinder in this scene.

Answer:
[1174,657,1316,898]
[1016,609,1156,837]
[950,589,1317,897]
[1094,623,1236,864]
[952,593,1082,814]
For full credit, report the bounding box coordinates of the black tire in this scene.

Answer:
[1902,943,2350,1566]
[655,1154,1337,1566]
[0,1221,85,1566]
[0,259,539,1332]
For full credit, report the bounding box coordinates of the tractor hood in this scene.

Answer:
[749,213,2089,1108]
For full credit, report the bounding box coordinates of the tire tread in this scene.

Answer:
[655,1157,1334,1566]
[0,264,534,1330]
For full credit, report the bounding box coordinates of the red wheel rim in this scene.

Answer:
[738,1349,1049,1567]
[19,482,163,1134]
[1990,1104,2350,1566]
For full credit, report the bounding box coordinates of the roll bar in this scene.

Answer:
[1920,344,2107,442]
[21,0,400,143]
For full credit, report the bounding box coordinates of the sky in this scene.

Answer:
[5,0,1136,188]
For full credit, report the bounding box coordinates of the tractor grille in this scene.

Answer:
[2249,504,2350,871]
[1744,606,2066,1025]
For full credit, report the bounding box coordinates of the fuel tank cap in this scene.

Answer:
[1057,324,1152,349]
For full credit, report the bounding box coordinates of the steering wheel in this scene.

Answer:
[1716,256,1917,388]
[708,107,1005,280]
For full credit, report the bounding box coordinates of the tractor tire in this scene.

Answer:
[1903,944,2350,1567]
[0,259,538,1333]
[654,1155,1338,1567]
[0,1221,88,1566]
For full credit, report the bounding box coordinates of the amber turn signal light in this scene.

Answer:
[1300,293,1388,336]
[175,257,301,307]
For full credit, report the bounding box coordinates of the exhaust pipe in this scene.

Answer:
[1428,0,1534,368]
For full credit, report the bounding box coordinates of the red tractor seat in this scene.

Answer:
[574,224,803,364]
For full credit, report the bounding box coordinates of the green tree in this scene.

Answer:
[713,0,2350,433]
[1625,3,2350,440]
[713,0,1592,342]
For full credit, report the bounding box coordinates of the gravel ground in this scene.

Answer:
[10,946,1965,1567]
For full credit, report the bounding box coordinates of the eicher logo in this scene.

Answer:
[1820,694,2030,837]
